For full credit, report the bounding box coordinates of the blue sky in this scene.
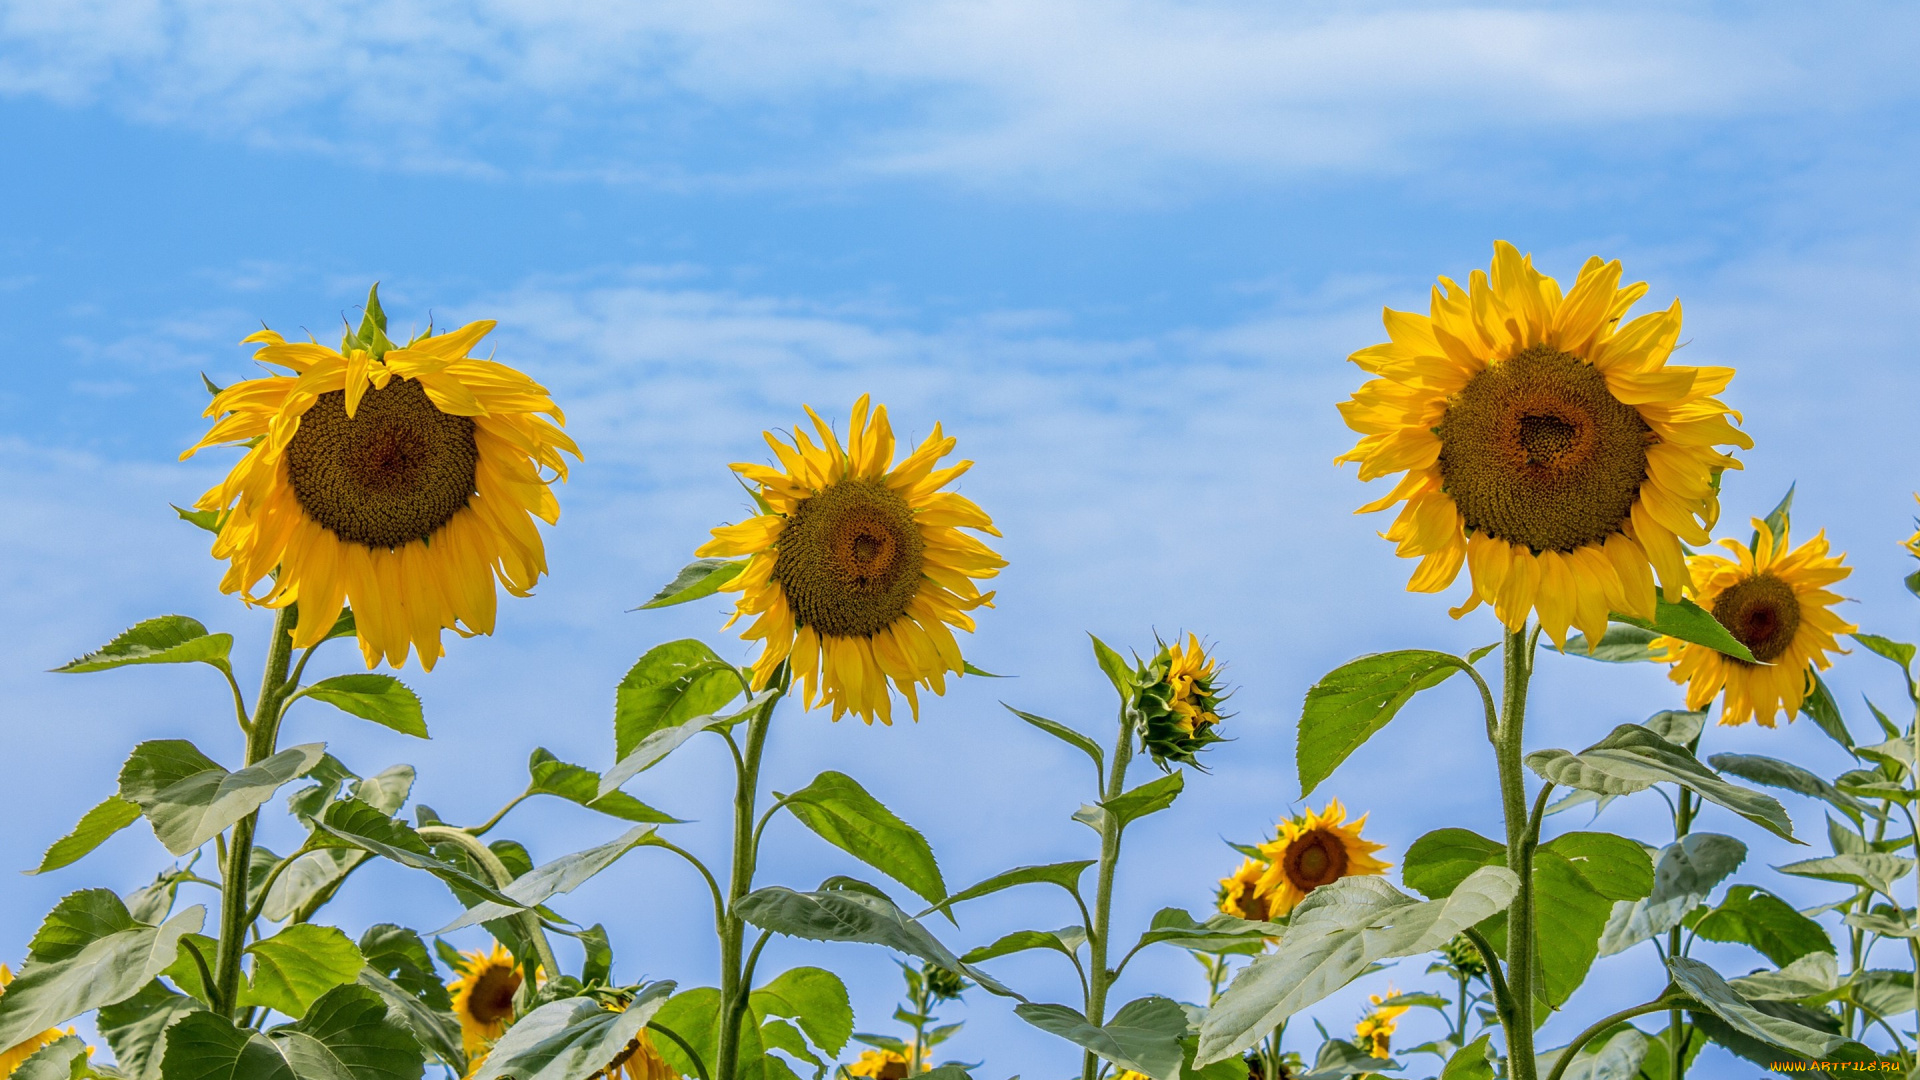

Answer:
[3,1,1919,1073]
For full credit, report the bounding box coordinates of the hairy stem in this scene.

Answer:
[1495,627,1538,1078]
[213,604,298,1019]
[1667,784,1694,1080]
[716,688,780,1080]
[1083,704,1138,1080]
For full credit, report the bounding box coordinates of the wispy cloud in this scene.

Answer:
[4,1,1912,190]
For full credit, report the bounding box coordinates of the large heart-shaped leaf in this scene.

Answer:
[1598,833,1745,957]
[470,984,674,1080]
[55,616,234,674]
[29,795,143,875]
[299,674,427,739]
[1668,956,1854,1061]
[780,771,945,905]
[750,967,853,1058]
[160,983,424,1080]
[528,750,681,824]
[437,826,655,932]
[1297,651,1463,797]
[920,860,1094,919]
[1015,996,1187,1080]
[239,924,366,1020]
[736,886,1021,1000]
[120,740,327,856]
[0,905,205,1048]
[97,981,204,1080]
[613,640,744,761]
[1526,724,1797,842]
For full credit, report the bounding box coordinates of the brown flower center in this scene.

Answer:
[286,378,478,548]
[774,478,925,638]
[466,964,521,1025]
[1712,572,1801,663]
[1437,344,1654,553]
[1282,828,1350,892]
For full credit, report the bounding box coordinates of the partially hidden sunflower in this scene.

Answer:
[0,964,80,1075]
[1216,856,1273,922]
[1906,494,1920,561]
[1353,986,1411,1059]
[1254,799,1389,918]
[448,944,523,1058]
[600,1029,681,1080]
[1137,634,1230,767]
[1337,242,1753,647]
[845,1049,920,1079]
[182,288,579,670]
[697,396,1005,724]
[1652,518,1854,728]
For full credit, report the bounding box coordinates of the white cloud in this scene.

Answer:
[2,0,1912,189]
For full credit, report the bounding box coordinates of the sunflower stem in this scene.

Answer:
[1083,702,1138,1080]
[213,603,298,1020]
[1495,626,1538,1080]
[716,686,780,1080]
[1667,783,1694,1080]
[418,825,562,1011]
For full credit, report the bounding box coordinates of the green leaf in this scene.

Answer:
[12,1034,91,1080]
[161,933,219,1005]
[759,1018,823,1070]
[1754,484,1795,550]
[238,925,366,1020]
[639,558,746,609]
[961,927,1086,964]
[1798,674,1853,751]
[1728,952,1840,1001]
[1439,1034,1495,1080]
[470,984,674,1080]
[1558,623,1661,663]
[97,981,204,1080]
[1005,706,1104,778]
[528,749,682,824]
[1906,567,1920,600]
[263,850,368,924]
[1016,996,1187,1080]
[0,905,205,1049]
[602,690,771,797]
[1608,596,1757,663]
[1297,651,1462,797]
[1643,709,1708,746]
[614,640,745,761]
[649,986,766,1080]
[174,504,223,534]
[1853,632,1917,676]
[750,967,852,1057]
[1126,909,1276,955]
[1774,853,1914,899]
[300,675,427,739]
[1527,834,1653,1010]
[735,886,1022,1001]
[1400,829,1503,900]
[1667,955,1851,1060]
[1707,754,1861,825]
[920,861,1094,919]
[1524,724,1798,842]
[962,661,1006,678]
[438,825,656,933]
[161,983,424,1080]
[54,616,234,674]
[577,924,612,987]
[1598,833,1745,957]
[323,607,358,644]
[1194,867,1519,1065]
[357,925,448,1010]
[1693,885,1833,967]
[313,799,520,908]
[1090,635,1136,702]
[780,771,946,905]
[119,741,327,857]
[1102,771,1185,829]
[357,969,464,1072]
[29,889,140,962]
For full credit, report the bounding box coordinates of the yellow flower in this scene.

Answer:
[1255,799,1390,917]
[1653,518,1855,727]
[448,945,523,1058]
[845,1048,919,1078]
[182,291,579,670]
[1139,634,1230,766]
[1216,857,1273,922]
[697,396,1005,724]
[1337,242,1752,647]
[604,1029,681,1080]
[1354,986,1411,1059]
[1906,494,1920,560]
[0,964,78,1076]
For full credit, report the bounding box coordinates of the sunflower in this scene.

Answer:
[1254,799,1389,917]
[182,290,579,670]
[1337,242,1753,647]
[448,944,523,1058]
[1138,634,1230,766]
[697,396,1005,724]
[1906,494,1920,560]
[845,1049,918,1078]
[603,1030,681,1080]
[1216,857,1273,922]
[1652,518,1854,727]
[0,965,76,1075]
[1353,986,1411,1059]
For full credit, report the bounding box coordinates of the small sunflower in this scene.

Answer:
[1337,242,1753,647]
[845,1049,917,1079]
[1353,986,1411,1059]
[182,288,579,670]
[697,396,1005,724]
[1906,494,1920,560]
[1652,518,1855,727]
[0,964,77,1075]
[1255,799,1390,917]
[1138,634,1230,767]
[603,1029,681,1080]
[1216,856,1273,922]
[448,944,523,1058]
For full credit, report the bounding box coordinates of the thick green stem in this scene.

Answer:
[1669,786,1693,1080]
[1495,628,1538,1078]
[1083,706,1137,1080]
[715,692,779,1080]
[213,604,298,1018]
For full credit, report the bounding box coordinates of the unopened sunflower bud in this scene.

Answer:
[1136,633,1229,767]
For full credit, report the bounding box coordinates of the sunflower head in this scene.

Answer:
[1437,933,1487,980]
[1353,986,1411,1059]
[604,1029,681,1080]
[182,285,580,671]
[696,396,1005,725]
[1254,799,1390,917]
[448,944,523,1057]
[845,1049,915,1079]
[1652,516,1855,727]
[1337,242,1753,648]
[1136,633,1230,767]
[1216,856,1274,922]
